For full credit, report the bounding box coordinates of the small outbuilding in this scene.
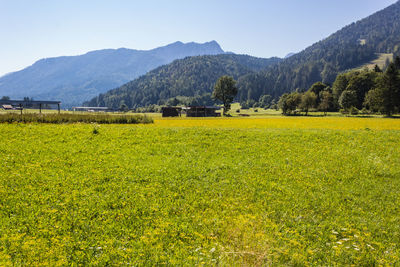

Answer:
[72,107,111,112]
[161,107,182,117]
[184,106,221,117]
[0,99,62,113]
[2,105,14,110]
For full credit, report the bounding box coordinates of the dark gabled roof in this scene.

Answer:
[183,106,221,110]
[162,106,182,110]
[73,107,109,109]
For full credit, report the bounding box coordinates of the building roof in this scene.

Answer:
[162,106,182,110]
[1,105,13,109]
[0,99,61,105]
[182,106,221,110]
[73,107,109,110]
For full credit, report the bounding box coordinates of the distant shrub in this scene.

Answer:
[350,106,359,115]
[236,109,240,113]
[0,113,153,124]
[92,124,100,134]
[254,109,258,112]
[361,108,369,114]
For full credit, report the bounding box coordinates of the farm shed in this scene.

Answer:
[2,105,14,110]
[72,107,111,112]
[0,99,61,113]
[184,106,221,117]
[162,107,182,117]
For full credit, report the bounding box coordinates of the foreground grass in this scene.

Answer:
[0,113,153,124]
[155,116,400,130]
[0,117,399,265]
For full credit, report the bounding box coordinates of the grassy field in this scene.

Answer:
[0,116,399,265]
[355,53,393,70]
[0,105,391,118]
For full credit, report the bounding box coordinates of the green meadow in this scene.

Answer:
[0,117,399,265]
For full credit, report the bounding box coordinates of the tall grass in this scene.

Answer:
[0,113,153,124]
[0,118,399,265]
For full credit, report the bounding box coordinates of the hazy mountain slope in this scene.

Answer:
[0,41,224,107]
[236,0,400,102]
[84,54,281,108]
[284,53,296,59]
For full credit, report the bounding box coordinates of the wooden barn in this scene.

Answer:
[184,106,221,117]
[161,107,182,117]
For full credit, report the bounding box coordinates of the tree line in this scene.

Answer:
[277,57,400,116]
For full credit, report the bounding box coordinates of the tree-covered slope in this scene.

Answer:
[237,0,400,102]
[84,54,281,108]
[0,41,224,107]
[87,1,400,108]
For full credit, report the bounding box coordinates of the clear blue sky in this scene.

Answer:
[0,0,397,76]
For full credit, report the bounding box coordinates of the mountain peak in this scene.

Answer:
[150,41,224,62]
[155,41,223,53]
[167,41,184,47]
[204,40,223,50]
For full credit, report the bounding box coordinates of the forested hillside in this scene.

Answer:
[237,0,400,102]
[84,54,281,108]
[86,1,400,109]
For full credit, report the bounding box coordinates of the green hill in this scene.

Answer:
[237,1,400,102]
[84,54,281,109]
[86,1,400,109]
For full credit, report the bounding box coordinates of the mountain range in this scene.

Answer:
[2,1,400,109]
[0,41,224,107]
[86,0,400,108]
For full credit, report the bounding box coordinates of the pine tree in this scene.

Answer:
[377,63,400,116]
[374,64,382,73]
[394,56,400,70]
